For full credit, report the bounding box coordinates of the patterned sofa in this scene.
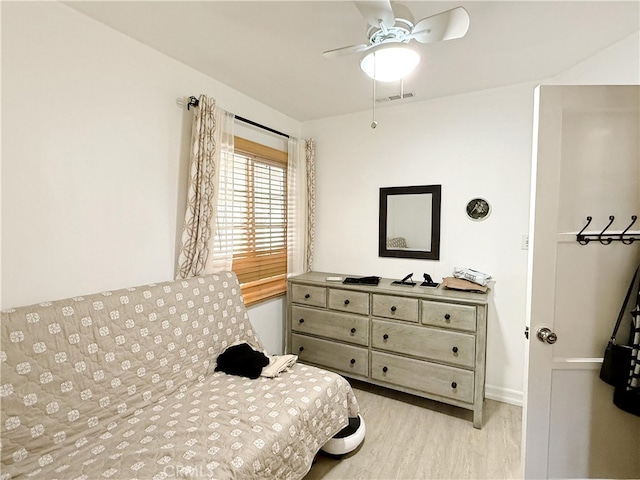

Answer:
[0,272,359,479]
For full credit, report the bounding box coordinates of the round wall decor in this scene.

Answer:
[466,198,491,221]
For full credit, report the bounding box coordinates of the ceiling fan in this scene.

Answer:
[324,1,470,82]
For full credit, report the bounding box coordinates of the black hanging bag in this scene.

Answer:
[613,379,640,417]
[600,342,634,386]
[599,265,639,386]
[612,297,640,417]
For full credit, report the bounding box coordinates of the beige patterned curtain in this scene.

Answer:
[305,139,316,270]
[176,95,234,278]
[287,137,315,276]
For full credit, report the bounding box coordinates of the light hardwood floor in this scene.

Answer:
[305,380,522,480]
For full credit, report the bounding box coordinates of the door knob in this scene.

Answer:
[536,327,558,344]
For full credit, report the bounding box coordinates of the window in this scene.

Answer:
[220,137,288,305]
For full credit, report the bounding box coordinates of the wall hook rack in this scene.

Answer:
[576,215,638,245]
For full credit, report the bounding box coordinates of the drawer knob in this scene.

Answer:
[390,306,397,312]
[383,334,389,340]
[299,318,305,324]
[382,366,388,373]
[451,382,457,389]
[298,346,304,352]
[350,358,356,365]
[444,313,451,321]
[350,328,356,334]
[304,293,310,299]
[452,346,458,353]
[344,299,350,305]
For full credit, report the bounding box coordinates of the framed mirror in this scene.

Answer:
[379,185,441,260]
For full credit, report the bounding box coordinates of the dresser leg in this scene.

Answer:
[473,404,483,429]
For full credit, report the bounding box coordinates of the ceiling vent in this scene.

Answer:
[376,92,414,103]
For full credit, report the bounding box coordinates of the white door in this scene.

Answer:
[523,85,640,479]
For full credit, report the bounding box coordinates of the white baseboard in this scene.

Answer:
[485,384,523,406]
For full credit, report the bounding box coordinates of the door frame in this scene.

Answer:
[522,85,563,479]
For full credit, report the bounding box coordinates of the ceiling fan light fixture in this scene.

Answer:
[360,44,420,82]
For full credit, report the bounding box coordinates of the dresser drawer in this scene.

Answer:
[328,289,370,315]
[371,319,476,368]
[291,306,369,346]
[421,300,477,332]
[371,352,474,403]
[372,294,419,322]
[290,284,326,307]
[292,334,369,377]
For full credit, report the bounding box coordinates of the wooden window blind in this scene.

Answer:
[229,137,288,305]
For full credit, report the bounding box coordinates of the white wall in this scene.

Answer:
[302,83,536,403]
[548,31,640,85]
[1,2,299,354]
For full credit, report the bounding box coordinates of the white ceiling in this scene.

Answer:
[65,1,639,122]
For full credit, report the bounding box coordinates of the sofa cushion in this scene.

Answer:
[3,364,358,479]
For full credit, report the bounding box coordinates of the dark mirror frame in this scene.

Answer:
[379,185,442,260]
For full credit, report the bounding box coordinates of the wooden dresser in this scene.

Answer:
[286,272,488,428]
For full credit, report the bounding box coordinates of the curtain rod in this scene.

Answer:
[187,96,290,139]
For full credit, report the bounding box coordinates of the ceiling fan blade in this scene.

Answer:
[355,1,396,28]
[410,7,470,45]
[323,43,372,58]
